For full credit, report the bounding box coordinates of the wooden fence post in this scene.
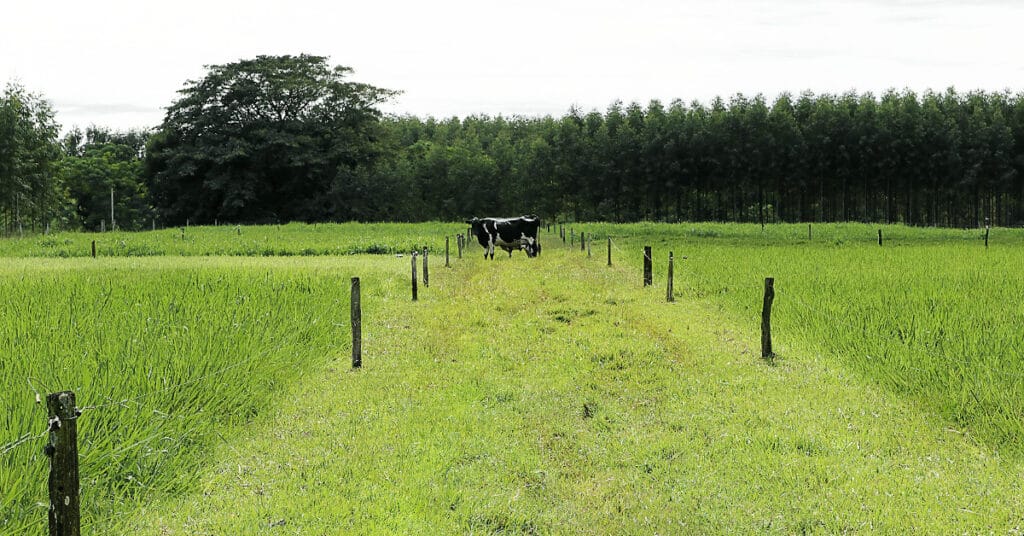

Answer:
[423,247,429,287]
[761,277,775,359]
[580,232,586,252]
[643,246,652,287]
[411,252,418,301]
[351,277,362,369]
[458,234,464,259]
[985,226,990,248]
[46,391,80,536]
[91,241,96,259]
[445,237,450,267]
[607,237,612,267]
[570,228,574,247]
[666,252,674,302]
[587,236,591,258]
[808,223,811,241]
[878,229,883,246]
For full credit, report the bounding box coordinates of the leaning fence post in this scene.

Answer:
[351,277,362,369]
[643,246,653,287]
[761,277,775,359]
[411,252,418,301]
[666,252,675,302]
[445,237,451,268]
[423,247,429,287]
[46,391,80,536]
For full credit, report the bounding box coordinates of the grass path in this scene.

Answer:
[109,248,1024,534]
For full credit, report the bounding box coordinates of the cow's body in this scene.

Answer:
[467,215,541,259]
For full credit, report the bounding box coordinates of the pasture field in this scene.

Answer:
[2,222,1023,534]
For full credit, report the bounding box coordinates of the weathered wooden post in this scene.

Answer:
[570,228,574,247]
[808,223,812,241]
[607,237,612,267]
[643,246,653,287]
[46,391,80,536]
[666,252,675,302]
[587,236,592,258]
[423,247,429,288]
[411,252,418,301]
[878,229,883,246]
[761,277,775,359]
[985,226,990,248]
[351,277,362,369]
[457,234,463,259]
[580,231,586,252]
[91,241,96,259]
[445,236,450,267]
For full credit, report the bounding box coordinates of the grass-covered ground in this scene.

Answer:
[2,223,1023,534]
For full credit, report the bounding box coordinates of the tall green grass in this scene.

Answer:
[581,222,1024,452]
[0,222,466,258]
[0,256,406,534]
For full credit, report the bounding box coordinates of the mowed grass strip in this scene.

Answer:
[112,245,1024,534]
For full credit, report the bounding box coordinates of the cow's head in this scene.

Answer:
[466,217,482,236]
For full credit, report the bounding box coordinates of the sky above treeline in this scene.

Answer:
[2,0,1022,133]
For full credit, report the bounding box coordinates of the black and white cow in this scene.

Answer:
[467,215,541,259]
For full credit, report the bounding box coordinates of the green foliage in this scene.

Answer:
[59,126,153,230]
[144,55,399,224]
[0,82,63,234]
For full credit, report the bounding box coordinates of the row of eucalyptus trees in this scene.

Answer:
[390,88,1024,227]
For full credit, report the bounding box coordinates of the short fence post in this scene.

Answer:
[985,226,990,248]
[761,277,775,359]
[878,229,883,246]
[445,236,450,268]
[423,247,429,288]
[580,232,586,252]
[570,228,574,247]
[91,241,96,259]
[808,223,812,241]
[607,237,612,267]
[46,391,80,536]
[458,234,463,259]
[587,236,592,258]
[351,277,361,369]
[643,246,652,287]
[666,252,674,302]
[411,252,418,301]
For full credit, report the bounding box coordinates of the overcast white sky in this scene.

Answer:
[2,0,1022,132]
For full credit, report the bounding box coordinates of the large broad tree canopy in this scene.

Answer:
[146,54,398,224]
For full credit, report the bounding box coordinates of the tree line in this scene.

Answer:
[2,55,1023,234]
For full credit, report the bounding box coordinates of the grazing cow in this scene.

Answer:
[467,215,541,259]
